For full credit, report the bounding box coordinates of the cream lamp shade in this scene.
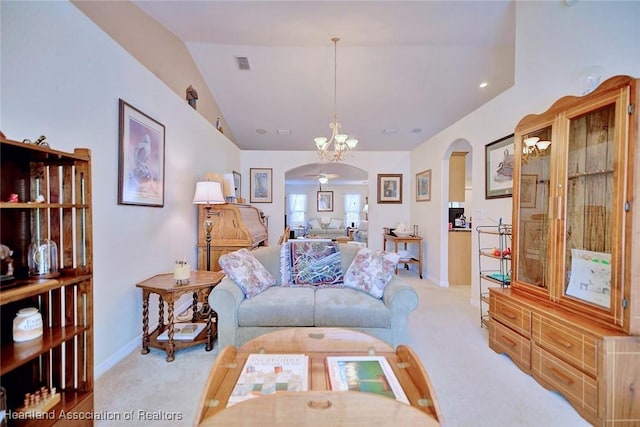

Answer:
[192,181,225,204]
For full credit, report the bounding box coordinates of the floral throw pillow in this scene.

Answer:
[219,248,276,299]
[343,249,400,298]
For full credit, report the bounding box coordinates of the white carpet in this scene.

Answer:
[95,270,590,426]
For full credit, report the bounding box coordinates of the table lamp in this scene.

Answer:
[193,181,225,270]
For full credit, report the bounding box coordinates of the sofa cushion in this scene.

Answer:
[281,240,344,287]
[308,218,321,230]
[252,245,283,285]
[315,288,391,328]
[343,249,400,298]
[328,218,342,229]
[238,287,315,327]
[218,248,275,299]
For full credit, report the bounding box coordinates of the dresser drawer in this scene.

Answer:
[532,313,598,377]
[532,345,598,424]
[490,320,531,372]
[490,292,531,337]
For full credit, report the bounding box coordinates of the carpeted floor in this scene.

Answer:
[95,270,590,426]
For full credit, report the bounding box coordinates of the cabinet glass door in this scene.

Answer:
[561,103,616,309]
[515,126,552,289]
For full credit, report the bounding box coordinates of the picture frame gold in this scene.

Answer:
[416,169,431,202]
[377,174,402,204]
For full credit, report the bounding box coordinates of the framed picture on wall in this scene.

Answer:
[416,169,431,202]
[377,174,403,204]
[250,168,272,203]
[317,191,334,212]
[232,170,241,199]
[117,99,165,207]
[485,134,514,199]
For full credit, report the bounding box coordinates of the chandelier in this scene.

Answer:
[521,136,551,164]
[314,37,358,162]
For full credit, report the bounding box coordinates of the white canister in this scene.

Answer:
[13,307,43,342]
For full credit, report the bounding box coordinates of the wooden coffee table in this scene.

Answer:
[193,328,442,426]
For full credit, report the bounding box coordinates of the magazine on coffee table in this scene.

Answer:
[228,353,309,407]
[157,323,205,341]
[326,355,409,404]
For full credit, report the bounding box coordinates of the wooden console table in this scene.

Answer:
[194,328,442,426]
[136,270,225,362]
[383,234,423,279]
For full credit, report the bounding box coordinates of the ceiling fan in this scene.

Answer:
[304,172,341,182]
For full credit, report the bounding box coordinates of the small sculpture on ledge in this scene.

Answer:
[186,85,198,110]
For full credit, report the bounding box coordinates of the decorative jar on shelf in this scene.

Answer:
[28,238,59,278]
[13,307,43,342]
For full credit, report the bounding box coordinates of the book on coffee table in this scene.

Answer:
[228,353,309,407]
[326,355,409,404]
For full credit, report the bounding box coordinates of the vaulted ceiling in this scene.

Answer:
[132,1,516,154]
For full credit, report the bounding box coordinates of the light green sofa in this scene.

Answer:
[209,243,418,350]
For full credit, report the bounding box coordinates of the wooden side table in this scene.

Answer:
[383,234,423,279]
[135,270,225,362]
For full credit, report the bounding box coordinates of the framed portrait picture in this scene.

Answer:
[485,134,514,199]
[377,174,403,204]
[118,99,165,207]
[232,170,241,199]
[520,174,537,208]
[416,169,431,202]
[250,168,272,203]
[317,191,334,212]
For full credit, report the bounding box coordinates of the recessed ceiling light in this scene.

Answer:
[255,128,267,134]
[382,128,398,135]
[411,128,422,133]
[277,129,291,135]
[479,81,488,88]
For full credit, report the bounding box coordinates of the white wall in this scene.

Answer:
[410,1,640,304]
[1,1,241,375]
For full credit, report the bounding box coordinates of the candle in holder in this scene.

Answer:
[173,260,191,283]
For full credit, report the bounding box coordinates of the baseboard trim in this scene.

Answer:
[94,299,193,378]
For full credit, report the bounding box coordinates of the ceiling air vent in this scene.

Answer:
[235,56,251,70]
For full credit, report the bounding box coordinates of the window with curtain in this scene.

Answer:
[288,193,307,227]
[344,193,361,228]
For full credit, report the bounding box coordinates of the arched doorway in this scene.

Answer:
[284,163,369,243]
[443,139,473,288]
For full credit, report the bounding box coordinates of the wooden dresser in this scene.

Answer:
[197,203,268,271]
[488,75,640,426]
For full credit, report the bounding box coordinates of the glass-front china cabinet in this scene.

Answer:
[512,76,635,330]
[488,75,639,426]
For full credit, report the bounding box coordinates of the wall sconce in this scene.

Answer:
[522,136,551,164]
[192,181,225,271]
